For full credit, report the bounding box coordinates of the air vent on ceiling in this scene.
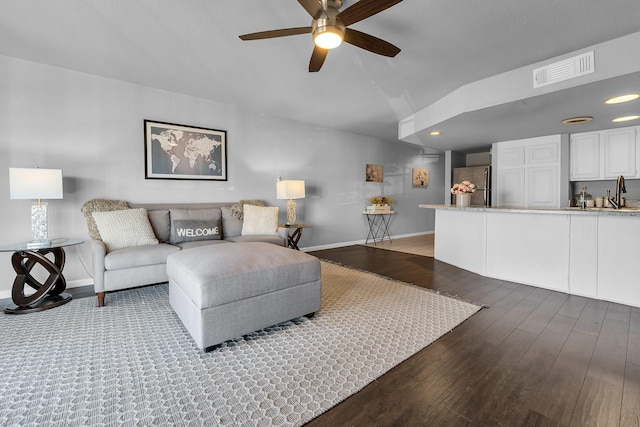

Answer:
[533,51,594,88]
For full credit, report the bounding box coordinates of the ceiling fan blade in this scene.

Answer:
[239,27,312,41]
[298,0,327,19]
[344,28,400,57]
[309,46,329,72]
[338,0,403,27]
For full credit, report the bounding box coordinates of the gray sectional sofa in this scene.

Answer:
[79,201,288,307]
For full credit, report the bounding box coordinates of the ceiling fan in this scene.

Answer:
[239,0,403,72]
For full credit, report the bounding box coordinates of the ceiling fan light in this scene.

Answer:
[314,27,343,49]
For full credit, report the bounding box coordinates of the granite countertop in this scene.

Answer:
[418,204,640,216]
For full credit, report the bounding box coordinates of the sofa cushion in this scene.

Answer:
[176,240,231,250]
[225,235,286,246]
[104,243,180,270]
[81,198,129,240]
[167,242,321,308]
[169,208,222,244]
[92,208,159,252]
[148,209,171,243]
[241,205,279,236]
[220,206,243,238]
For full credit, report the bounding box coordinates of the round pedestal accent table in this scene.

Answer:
[0,238,83,314]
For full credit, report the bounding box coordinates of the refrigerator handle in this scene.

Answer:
[477,167,491,207]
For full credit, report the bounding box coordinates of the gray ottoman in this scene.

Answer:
[167,242,322,350]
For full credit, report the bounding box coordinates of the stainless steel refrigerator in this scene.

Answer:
[452,166,491,206]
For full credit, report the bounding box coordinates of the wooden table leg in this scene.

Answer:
[288,227,303,250]
[4,247,72,314]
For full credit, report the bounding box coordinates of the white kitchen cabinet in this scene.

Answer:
[424,204,640,308]
[569,215,598,298]
[528,166,559,208]
[603,127,637,178]
[495,135,562,208]
[597,216,640,307]
[434,209,487,276]
[570,125,639,181]
[497,168,525,207]
[485,212,570,292]
[570,132,600,180]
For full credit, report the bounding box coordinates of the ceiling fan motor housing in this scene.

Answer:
[312,0,345,45]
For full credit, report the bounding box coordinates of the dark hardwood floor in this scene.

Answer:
[2,244,637,426]
[306,245,640,427]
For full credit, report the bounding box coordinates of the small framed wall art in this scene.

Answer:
[365,164,383,182]
[412,168,429,187]
[144,120,227,181]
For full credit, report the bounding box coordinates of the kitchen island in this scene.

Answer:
[419,204,640,308]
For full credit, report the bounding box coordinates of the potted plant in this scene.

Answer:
[369,196,394,206]
[367,196,394,213]
[450,181,476,207]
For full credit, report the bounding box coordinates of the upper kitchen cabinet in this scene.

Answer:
[570,132,600,180]
[494,135,564,209]
[570,125,640,181]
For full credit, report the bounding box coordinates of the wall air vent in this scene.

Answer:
[533,51,594,88]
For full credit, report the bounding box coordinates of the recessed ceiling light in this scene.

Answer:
[612,115,640,122]
[605,93,640,104]
[561,116,593,125]
[429,131,442,136]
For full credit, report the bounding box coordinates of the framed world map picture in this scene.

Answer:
[144,120,227,181]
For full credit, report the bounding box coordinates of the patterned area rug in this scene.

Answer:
[0,261,480,426]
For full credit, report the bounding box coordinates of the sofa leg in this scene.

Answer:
[97,292,105,307]
[305,312,315,319]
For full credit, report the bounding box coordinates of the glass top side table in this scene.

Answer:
[278,224,312,250]
[0,238,83,314]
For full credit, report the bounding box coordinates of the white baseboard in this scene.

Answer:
[0,278,94,300]
[67,278,94,289]
[301,230,434,252]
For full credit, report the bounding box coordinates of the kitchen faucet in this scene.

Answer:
[608,175,626,209]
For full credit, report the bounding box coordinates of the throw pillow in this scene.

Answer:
[230,199,265,220]
[241,205,279,236]
[171,219,222,243]
[80,198,129,240]
[168,208,222,244]
[91,208,159,252]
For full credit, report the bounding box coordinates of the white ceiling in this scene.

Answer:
[1,0,640,152]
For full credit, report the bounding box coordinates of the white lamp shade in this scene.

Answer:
[277,180,305,200]
[9,168,63,200]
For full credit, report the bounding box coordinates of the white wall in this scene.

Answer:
[0,55,444,298]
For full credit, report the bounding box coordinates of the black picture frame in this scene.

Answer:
[144,120,227,181]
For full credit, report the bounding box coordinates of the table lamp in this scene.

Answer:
[9,168,63,248]
[276,179,305,225]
